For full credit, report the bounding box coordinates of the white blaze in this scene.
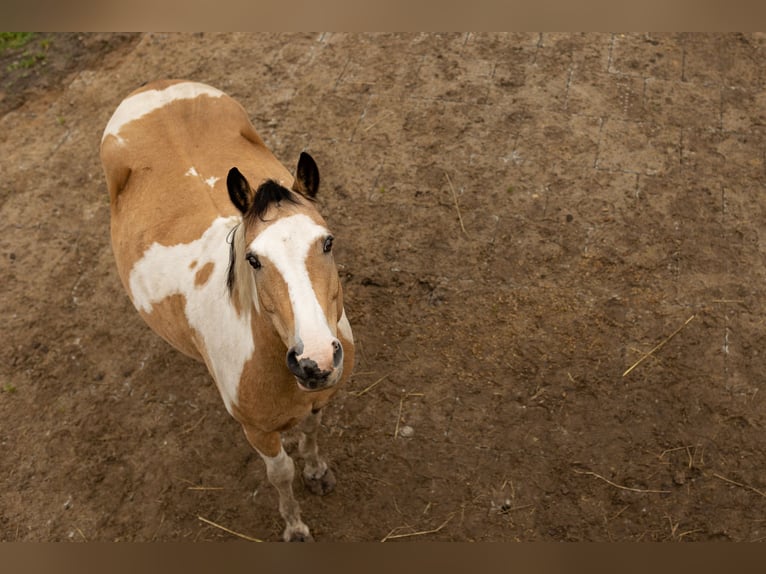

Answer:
[250,214,336,365]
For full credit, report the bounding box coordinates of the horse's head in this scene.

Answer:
[226,152,344,392]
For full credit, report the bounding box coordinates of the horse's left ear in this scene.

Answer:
[292,152,320,198]
[227,167,253,214]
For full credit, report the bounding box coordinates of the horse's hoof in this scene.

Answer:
[304,467,336,496]
[285,529,314,542]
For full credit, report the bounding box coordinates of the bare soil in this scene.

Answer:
[2,32,766,542]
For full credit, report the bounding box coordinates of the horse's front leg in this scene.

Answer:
[242,425,312,542]
[298,408,336,496]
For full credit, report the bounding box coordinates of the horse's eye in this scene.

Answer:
[323,236,334,253]
[246,253,261,269]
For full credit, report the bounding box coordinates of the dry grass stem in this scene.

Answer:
[187,486,225,491]
[351,373,389,397]
[685,446,695,469]
[363,111,394,132]
[381,513,455,542]
[573,469,671,494]
[197,515,263,542]
[712,473,766,497]
[394,395,405,438]
[610,505,629,520]
[359,471,392,487]
[678,528,704,540]
[622,314,696,377]
[181,414,206,435]
[658,444,699,469]
[658,445,694,458]
[445,172,469,237]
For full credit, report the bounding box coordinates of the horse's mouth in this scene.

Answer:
[293,366,343,392]
[287,347,343,392]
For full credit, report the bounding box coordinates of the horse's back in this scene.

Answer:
[101,79,289,366]
[103,78,292,278]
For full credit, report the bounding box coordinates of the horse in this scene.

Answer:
[100,79,354,542]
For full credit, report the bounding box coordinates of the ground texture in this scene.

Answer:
[2,32,766,542]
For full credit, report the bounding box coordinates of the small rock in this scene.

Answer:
[399,425,414,438]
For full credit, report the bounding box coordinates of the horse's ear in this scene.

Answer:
[227,167,252,214]
[292,152,320,198]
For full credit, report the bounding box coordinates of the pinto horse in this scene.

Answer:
[100,79,354,542]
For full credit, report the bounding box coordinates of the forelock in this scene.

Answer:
[245,180,301,224]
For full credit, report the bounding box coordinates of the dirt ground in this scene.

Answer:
[1,33,765,542]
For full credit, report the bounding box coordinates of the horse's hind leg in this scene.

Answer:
[298,408,336,496]
[243,426,313,542]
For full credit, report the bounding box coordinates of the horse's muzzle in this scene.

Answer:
[287,340,343,391]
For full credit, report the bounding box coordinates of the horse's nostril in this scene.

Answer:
[286,346,304,379]
[332,338,343,367]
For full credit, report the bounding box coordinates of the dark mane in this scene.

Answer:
[226,223,239,296]
[246,179,301,223]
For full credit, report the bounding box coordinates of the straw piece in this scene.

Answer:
[712,472,766,497]
[622,314,696,377]
[573,469,671,494]
[197,515,263,542]
[394,395,405,438]
[181,414,206,435]
[363,111,394,132]
[445,172,469,237]
[381,513,455,542]
[350,374,389,397]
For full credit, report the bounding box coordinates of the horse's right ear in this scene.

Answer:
[292,152,320,198]
[227,167,252,214]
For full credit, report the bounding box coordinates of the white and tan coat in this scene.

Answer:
[101,79,354,542]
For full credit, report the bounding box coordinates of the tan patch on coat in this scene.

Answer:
[137,293,204,363]
[194,261,215,287]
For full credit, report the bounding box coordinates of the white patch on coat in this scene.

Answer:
[185,166,219,189]
[250,214,336,366]
[103,82,224,143]
[128,216,252,413]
